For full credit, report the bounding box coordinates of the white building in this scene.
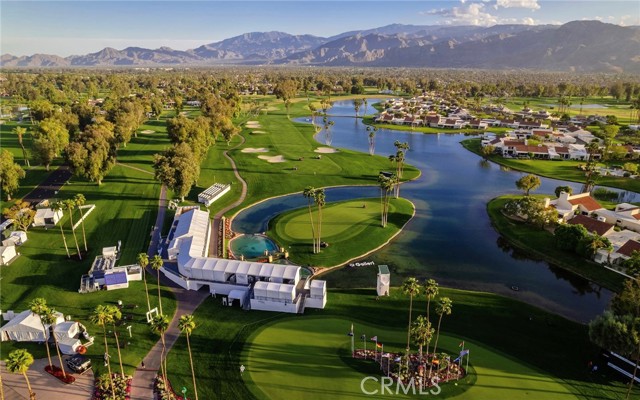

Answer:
[0,245,17,266]
[163,208,326,313]
[0,310,64,342]
[33,208,63,227]
[197,183,231,207]
[376,265,390,297]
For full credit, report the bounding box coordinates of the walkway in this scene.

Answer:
[1,358,94,400]
[116,162,154,176]
[23,165,72,205]
[209,135,248,257]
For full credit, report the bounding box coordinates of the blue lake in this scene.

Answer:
[233,99,626,322]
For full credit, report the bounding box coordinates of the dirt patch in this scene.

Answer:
[258,155,285,163]
[140,129,155,134]
[314,147,338,154]
[241,147,269,153]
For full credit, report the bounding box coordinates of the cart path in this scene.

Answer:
[116,162,154,176]
[209,135,248,257]
[22,165,72,205]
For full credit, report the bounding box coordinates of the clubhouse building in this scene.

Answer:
[162,207,327,313]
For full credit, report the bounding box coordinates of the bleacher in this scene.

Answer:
[197,183,231,207]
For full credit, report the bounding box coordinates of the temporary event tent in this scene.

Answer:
[57,337,81,355]
[9,231,27,245]
[0,245,17,266]
[0,310,64,342]
[32,208,63,227]
[54,321,79,341]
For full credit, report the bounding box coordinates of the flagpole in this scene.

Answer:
[387,355,390,377]
[351,334,354,358]
[466,350,470,374]
[374,339,378,361]
[363,335,367,359]
[380,344,384,368]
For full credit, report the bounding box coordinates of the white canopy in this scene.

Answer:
[228,290,246,307]
[0,310,64,342]
[54,321,79,341]
[57,337,81,355]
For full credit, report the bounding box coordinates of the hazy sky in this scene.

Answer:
[2,0,639,56]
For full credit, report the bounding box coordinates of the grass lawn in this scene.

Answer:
[224,99,420,217]
[165,287,633,400]
[462,138,640,194]
[267,198,414,267]
[487,195,625,292]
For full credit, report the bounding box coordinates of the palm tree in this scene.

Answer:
[5,349,36,400]
[42,308,67,379]
[313,189,326,253]
[179,314,199,400]
[28,298,52,370]
[62,199,81,260]
[423,279,439,354]
[410,315,434,359]
[353,98,362,118]
[52,202,70,258]
[12,126,30,167]
[362,98,368,117]
[302,187,317,254]
[90,305,116,400]
[366,126,378,156]
[378,174,394,228]
[402,277,421,368]
[151,255,164,314]
[137,252,151,311]
[73,194,88,252]
[430,297,453,377]
[106,305,125,378]
[150,314,170,389]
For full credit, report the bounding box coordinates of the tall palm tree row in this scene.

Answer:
[302,187,317,254]
[137,252,151,311]
[5,349,37,400]
[423,279,439,355]
[313,188,326,254]
[429,297,453,378]
[179,314,199,400]
[151,255,164,314]
[43,308,67,379]
[106,305,125,378]
[150,314,170,390]
[74,194,88,252]
[62,199,82,260]
[90,305,116,400]
[28,298,53,370]
[52,202,70,258]
[377,174,396,227]
[366,126,378,156]
[402,277,421,368]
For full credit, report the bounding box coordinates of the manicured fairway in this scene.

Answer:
[244,317,575,400]
[268,198,414,267]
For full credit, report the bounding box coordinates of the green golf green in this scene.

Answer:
[268,198,414,267]
[244,317,575,400]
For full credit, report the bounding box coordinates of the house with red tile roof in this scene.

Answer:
[550,191,604,220]
[567,215,614,237]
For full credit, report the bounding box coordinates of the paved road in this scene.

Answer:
[1,358,94,400]
[209,135,248,257]
[23,166,72,205]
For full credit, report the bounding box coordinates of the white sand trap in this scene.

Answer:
[241,147,269,153]
[252,130,267,134]
[314,147,338,154]
[258,155,285,163]
[140,129,155,134]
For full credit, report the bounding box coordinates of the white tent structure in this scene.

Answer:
[57,337,81,355]
[32,208,63,227]
[53,321,79,341]
[0,310,64,342]
[9,231,27,245]
[0,245,17,266]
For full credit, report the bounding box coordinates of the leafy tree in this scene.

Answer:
[622,251,640,278]
[480,145,495,159]
[29,98,55,122]
[313,188,326,253]
[273,79,298,117]
[0,150,26,201]
[554,223,589,251]
[2,201,36,232]
[576,233,612,259]
[515,174,541,196]
[33,118,69,171]
[623,163,638,174]
[166,116,211,160]
[153,142,200,202]
[554,186,573,198]
[66,120,117,185]
[137,252,151,311]
[151,97,163,120]
[411,315,434,359]
[179,314,199,400]
[5,349,36,400]
[12,126,30,167]
[352,98,363,118]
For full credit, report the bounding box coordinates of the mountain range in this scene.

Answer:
[2,21,639,72]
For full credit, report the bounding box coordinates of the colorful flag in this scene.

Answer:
[347,323,354,336]
[460,349,470,357]
[459,341,465,348]
[371,336,378,342]
[376,342,383,348]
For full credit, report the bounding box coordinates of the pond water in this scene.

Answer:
[229,234,279,260]
[233,99,625,322]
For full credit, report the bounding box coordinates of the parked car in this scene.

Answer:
[66,354,92,374]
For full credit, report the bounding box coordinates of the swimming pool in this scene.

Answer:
[229,234,279,260]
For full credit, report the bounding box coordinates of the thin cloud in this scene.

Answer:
[495,0,541,10]
[423,3,499,26]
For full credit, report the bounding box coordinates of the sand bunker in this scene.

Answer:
[314,147,338,154]
[241,147,269,153]
[246,121,262,128]
[251,130,267,134]
[258,155,285,163]
[140,129,155,134]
